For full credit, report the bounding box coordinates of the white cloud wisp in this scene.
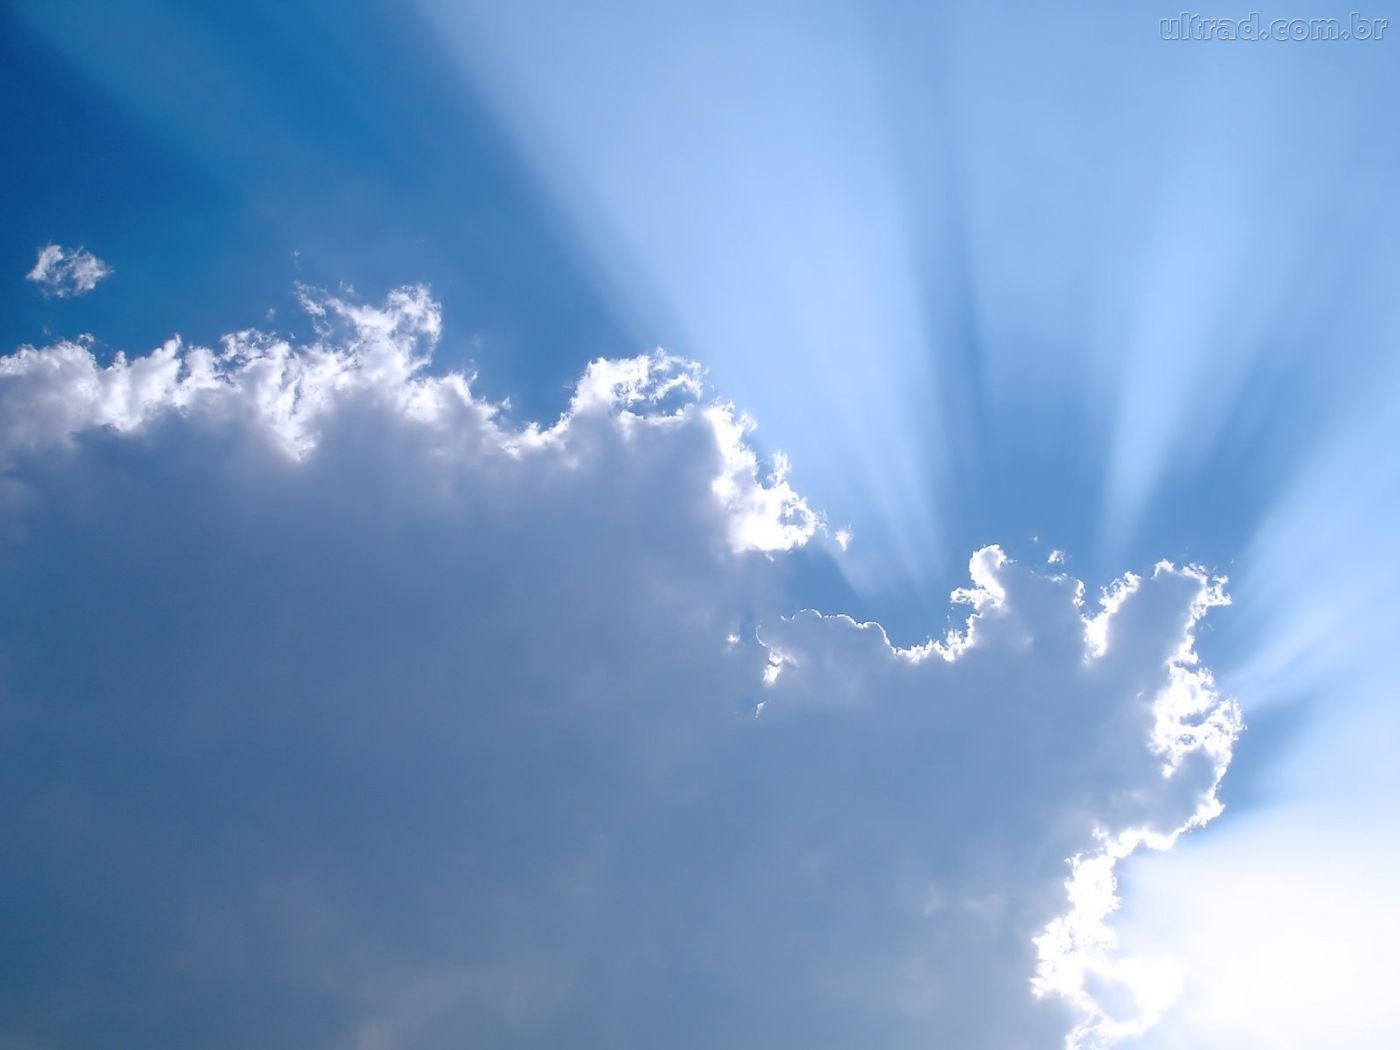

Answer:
[25,242,113,298]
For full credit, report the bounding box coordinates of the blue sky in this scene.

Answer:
[4,1,1399,1046]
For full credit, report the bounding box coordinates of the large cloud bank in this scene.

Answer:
[0,288,1238,1049]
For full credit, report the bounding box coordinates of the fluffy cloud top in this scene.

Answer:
[0,288,1237,1049]
[24,242,113,298]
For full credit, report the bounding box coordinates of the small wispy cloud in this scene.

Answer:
[25,243,112,298]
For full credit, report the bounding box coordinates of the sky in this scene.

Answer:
[2,1,1398,1047]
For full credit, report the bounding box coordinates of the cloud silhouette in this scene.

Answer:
[0,288,1237,1049]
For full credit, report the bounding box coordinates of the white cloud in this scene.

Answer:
[25,242,113,297]
[754,555,1238,1049]
[0,287,1236,1049]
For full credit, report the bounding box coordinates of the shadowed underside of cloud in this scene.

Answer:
[0,289,1237,1049]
